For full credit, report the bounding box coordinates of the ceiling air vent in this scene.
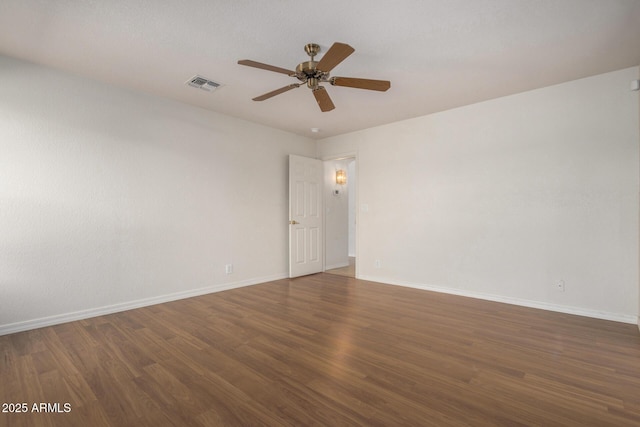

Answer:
[186,75,222,92]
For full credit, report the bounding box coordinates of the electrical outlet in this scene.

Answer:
[554,280,565,292]
[225,264,233,274]
[374,259,381,269]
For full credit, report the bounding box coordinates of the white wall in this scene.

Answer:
[0,55,315,334]
[319,67,640,323]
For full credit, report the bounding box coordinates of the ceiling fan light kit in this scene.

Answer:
[238,42,391,112]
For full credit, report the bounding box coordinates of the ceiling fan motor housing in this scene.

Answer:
[296,61,327,89]
[297,43,330,88]
[296,61,319,77]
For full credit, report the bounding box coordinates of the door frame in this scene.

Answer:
[321,152,358,278]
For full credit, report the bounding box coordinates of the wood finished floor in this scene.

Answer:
[1,274,640,426]
[325,257,356,278]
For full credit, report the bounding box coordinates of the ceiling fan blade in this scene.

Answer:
[315,42,355,72]
[331,77,391,92]
[238,59,295,75]
[313,86,335,112]
[252,84,300,101]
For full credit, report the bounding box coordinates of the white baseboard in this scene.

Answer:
[4,273,635,336]
[0,273,288,336]
[358,275,638,325]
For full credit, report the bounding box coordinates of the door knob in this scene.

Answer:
[289,220,299,225]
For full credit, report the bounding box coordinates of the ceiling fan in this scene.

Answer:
[238,42,391,112]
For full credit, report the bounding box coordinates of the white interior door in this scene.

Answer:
[289,154,323,278]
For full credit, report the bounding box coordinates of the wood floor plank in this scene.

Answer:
[1,273,640,426]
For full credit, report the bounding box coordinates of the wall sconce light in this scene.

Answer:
[335,169,347,185]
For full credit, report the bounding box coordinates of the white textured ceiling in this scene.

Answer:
[1,0,639,139]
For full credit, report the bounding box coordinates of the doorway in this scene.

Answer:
[323,157,356,278]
